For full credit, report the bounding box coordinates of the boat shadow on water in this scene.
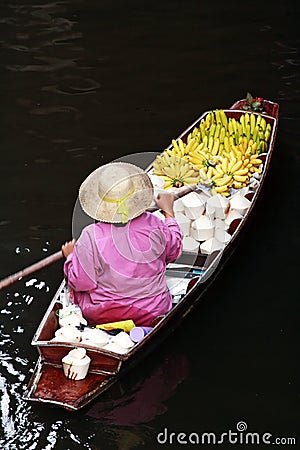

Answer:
[26,349,190,449]
[85,350,190,425]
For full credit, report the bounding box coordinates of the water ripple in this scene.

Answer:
[42,77,101,95]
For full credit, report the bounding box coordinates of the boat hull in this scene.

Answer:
[23,98,279,410]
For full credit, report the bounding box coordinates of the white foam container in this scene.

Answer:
[214,218,229,231]
[200,237,224,255]
[62,348,91,380]
[191,215,214,241]
[174,198,185,214]
[229,193,251,216]
[81,328,110,346]
[214,227,232,244]
[182,192,205,220]
[182,236,200,253]
[112,331,135,349]
[224,209,243,227]
[175,212,191,236]
[206,194,230,219]
[205,204,215,220]
[54,325,82,343]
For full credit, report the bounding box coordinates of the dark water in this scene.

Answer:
[0,0,299,448]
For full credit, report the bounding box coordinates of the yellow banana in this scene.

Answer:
[233,168,249,176]
[233,181,243,189]
[251,142,258,154]
[197,150,209,158]
[214,123,221,139]
[181,167,198,179]
[264,129,271,142]
[178,138,186,156]
[164,166,177,178]
[260,116,267,131]
[195,142,205,152]
[229,135,235,148]
[187,133,193,143]
[183,176,201,185]
[214,164,224,175]
[250,154,262,160]
[214,185,230,193]
[211,138,220,156]
[250,113,256,134]
[208,136,214,151]
[207,166,214,180]
[256,115,262,126]
[202,135,208,148]
[231,160,243,173]
[163,180,173,190]
[223,135,230,152]
[219,126,226,143]
[252,125,259,142]
[212,172,224,181]
[228,157,237,172]
[199,120,206,140]
[209,123,216,137]
[205,113,211,128]
[235,127,240,145]
[250,158,263,166]
[221,157,228,173]
[188,156,206,167]
[229,150,236,160]
[214,175,233,187]
[251,167,262,174]
[233,174,248,182]
[231,118,237,133]
[214,109,221,123]
[220,109,228,129]
[258,140,267,153]
[171,139,181,154]
[219,143,224,154]
[185,138,198,153]
[244,112,250,127]
[242,136,248,152]
[199,168,208,180]
[240,114,246,134]
[245,123,251,140]
[232,146,242,160]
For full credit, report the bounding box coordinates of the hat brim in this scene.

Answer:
[78,162,154,223]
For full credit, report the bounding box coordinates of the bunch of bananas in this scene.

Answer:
[152,109,272,196]
[186,109,271,155]
[194,138,264,196]
[152,153,200,189]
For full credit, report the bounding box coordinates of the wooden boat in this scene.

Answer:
[23,98,279,411]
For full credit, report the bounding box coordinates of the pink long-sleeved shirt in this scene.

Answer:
[64,212,183,326]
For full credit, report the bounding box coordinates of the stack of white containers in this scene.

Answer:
[152,187,252,255]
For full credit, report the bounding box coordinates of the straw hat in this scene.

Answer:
[79,162,154,223]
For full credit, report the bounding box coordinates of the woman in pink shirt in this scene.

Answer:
[62,162,183,327]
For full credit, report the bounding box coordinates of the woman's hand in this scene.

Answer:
[62,239,76,258]
[155,192,175,218]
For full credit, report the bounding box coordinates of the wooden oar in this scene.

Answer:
[0,250,63,290]
[0,184,202,290]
